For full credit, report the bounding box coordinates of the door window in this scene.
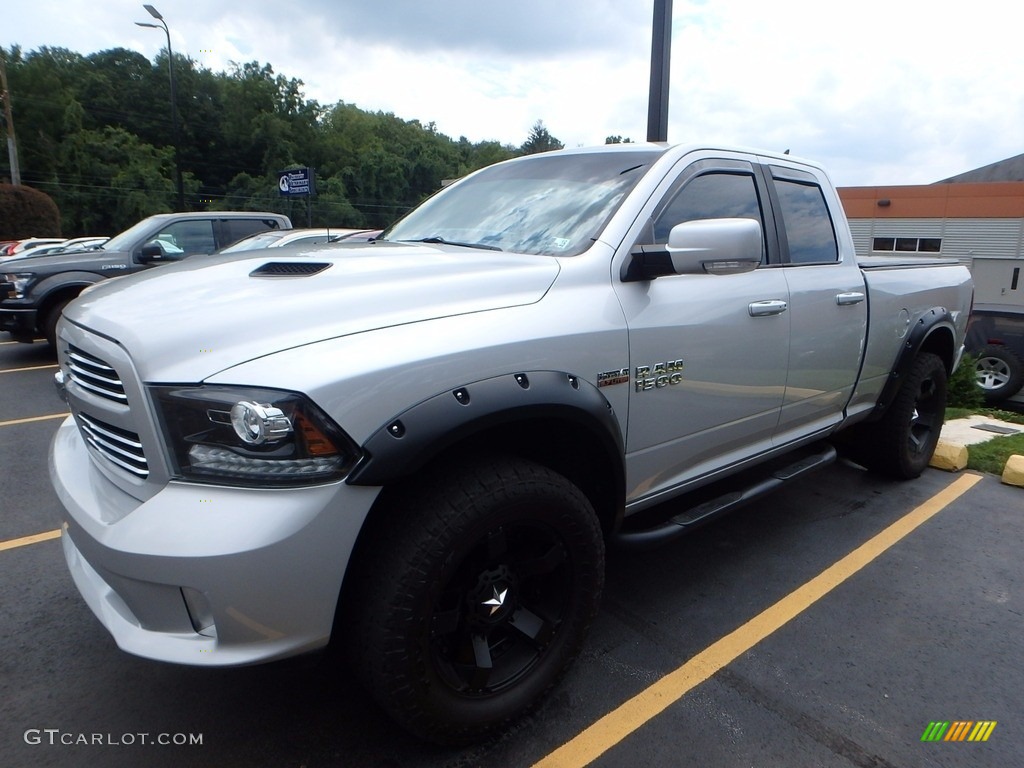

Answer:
[222,218,283,247]
[153,220,216,255]
[653,172,765,262]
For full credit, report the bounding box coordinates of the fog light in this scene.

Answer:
[229,401,292,445]
[54,370,68,403]
[181,587,217,637]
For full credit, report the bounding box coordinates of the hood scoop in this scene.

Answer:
[250,261,332,278]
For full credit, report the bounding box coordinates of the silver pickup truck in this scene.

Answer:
[49,143,973,743]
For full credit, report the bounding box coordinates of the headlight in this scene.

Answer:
[2,273,35,299]
[150,385,360,486]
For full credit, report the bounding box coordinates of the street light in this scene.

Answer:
[136,4,185,211]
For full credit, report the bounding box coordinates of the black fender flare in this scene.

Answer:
[31,271,104,307]
[347,370,625,494]
[870,306,956,419]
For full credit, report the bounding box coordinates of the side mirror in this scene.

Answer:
[138,240,185,264]
[626,218,762,280]
[138,241,165,263]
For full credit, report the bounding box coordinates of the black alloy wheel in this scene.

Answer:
[865,352,948,479]
[344,457,604,744]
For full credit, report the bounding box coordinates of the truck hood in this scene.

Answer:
[64,242,560,382]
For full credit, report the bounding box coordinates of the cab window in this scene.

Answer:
[223,218,282,246]
[154,220,217,255]
[653,172,765,262]
[774,180,838,264]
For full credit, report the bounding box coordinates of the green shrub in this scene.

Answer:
[0,184,61,239]
[947,352,984,410]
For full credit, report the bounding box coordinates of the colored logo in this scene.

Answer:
[921,721,997,742]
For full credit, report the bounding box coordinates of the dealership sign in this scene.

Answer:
[277,167,315,196]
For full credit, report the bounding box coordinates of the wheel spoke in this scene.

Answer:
[509,606,555,647]
[470,633,493,689]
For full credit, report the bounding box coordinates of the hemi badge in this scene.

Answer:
[597,368,629,387]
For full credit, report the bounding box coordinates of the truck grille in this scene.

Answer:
[67,345,128,403]
[78,412,149,478]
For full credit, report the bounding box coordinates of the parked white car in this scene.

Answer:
[219,228,379,253]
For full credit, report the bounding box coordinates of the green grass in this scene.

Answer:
[965,433,1024,475]
[944,406,1024,475]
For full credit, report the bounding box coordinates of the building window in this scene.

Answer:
[872,237,941,253]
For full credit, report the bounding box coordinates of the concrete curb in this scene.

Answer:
[930,440,968,472]
[1002,455,1024,487]
[930,417,1024,486]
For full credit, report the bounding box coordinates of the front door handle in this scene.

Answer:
[836,292,866,306]
[748,300,789,317]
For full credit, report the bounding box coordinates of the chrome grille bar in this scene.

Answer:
[66,346,128,403]
[78,413,149,478]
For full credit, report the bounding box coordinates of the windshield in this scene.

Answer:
[383,150,663,257]
[102,217,166,252]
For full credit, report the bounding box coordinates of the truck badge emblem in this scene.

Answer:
[482,587,508,616]
[597,368,630,387]
[635,359,685,391]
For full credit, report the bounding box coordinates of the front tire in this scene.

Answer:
[43,297,73,349]
[345,457,605,744]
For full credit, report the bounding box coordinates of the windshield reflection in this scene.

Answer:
[384,150,663,257]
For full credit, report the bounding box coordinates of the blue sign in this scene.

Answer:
[277,167,315,196]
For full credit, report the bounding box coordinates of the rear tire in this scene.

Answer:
[859,353,948,479]
[344,457,604,744]
[974,344,1024,403]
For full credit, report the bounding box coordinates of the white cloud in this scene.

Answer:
[3,0,1023,186]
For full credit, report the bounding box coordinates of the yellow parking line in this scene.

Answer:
[535,472,984,768]
[0,413,69,428]
[0,364,58,374]
[0,529,62,552]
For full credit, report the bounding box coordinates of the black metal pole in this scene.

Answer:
[161,23,185,211]
[647,0,673,143]
[138,6,184,211]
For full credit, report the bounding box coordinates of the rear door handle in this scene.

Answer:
[748,300,789,317]
[836,292,866,306]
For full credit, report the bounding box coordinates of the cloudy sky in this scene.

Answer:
[4,0,1023,187]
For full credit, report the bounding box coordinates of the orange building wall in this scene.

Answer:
[838,182,1024,219]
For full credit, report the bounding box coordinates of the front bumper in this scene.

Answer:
[50,415,380,666]
[0,306,38,336]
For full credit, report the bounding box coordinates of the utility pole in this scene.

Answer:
[647,0,673,143]
[136,4,184,211]
[0,50,22,185]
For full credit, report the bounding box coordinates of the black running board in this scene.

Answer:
[612,443,837,551]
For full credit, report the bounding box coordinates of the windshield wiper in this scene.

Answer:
[403,236,502,252]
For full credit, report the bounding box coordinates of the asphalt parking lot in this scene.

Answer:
[2,337,1021,767]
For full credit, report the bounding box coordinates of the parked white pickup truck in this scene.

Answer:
[50,144,973,743]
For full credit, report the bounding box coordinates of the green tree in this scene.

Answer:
[520,120,564,155]
[59,126,197,233]
[2,43,537,234]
